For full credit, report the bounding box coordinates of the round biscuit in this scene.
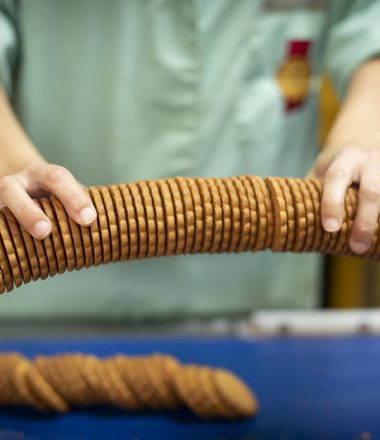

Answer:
[99,186,120,262]
[238,176,258,251]
[50,196,76,271]
[0,210,23,287]
[3,209,31,284]
[206,179,223,254]
[109,185,129,261]
[265,177,287,252]
[175,177,195,255]
[89,187,111,264]
[232,177,251,252]
[119,184,139,260]
[167,178,186,255]
[147,181,166,257]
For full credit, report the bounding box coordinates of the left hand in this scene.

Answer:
[308,137,380,254]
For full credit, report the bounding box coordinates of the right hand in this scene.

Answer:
[0,160,97,239]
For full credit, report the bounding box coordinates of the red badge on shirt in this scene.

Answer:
[277,40,312,111]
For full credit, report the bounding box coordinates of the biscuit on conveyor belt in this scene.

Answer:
[0,351,259,420]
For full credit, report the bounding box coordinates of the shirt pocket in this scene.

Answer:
[236,6,327,175]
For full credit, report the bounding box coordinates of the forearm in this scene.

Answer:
[309,58,380,253]
[325,58,380,150]
[0,87,45,176]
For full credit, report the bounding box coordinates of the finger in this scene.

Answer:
[0,175,51,239]
[306,149,339,180]
[29,164,96,226]
[321,149,362,232]
[350,160,380,254]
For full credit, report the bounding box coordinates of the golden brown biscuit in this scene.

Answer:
[167,179,186,255]
[104,357,143,410]
[266,177,287,252]
[157,180,177,257]
[238,176,258,251]
[119,184,139,260]
[232,177,251,252]
[113,356,149,409]
[221,178,242,253]
[147,181,166,257]
[132,357,164,409]
[206,179,223,254]
[295,179,315,252]
[277,178,295,252]
[51,196,76,271]
[86,188,103,266]
[19,222,40,281]
[35,199,58,277]
[175,177,195,255]
[31,225,50,281]
[109,185,129,261]
[3,209,31,284]
[39,197,67,274]
[68,216,85,270]
[212,369,258,419]
[137,181,157,258]
[214,178,231,253]
[129,183,148,259]
[194,178,214,253]
[0,210,23,287]
[149,354,181,409]
[90,187,111,264]
[257,177,274,250]
[10,355,46,409]
[173,365,213,418]
[286,178,307,252]
[247,177,268,251]
[198,367,232,418]
[26,364,68,412]
[79,224,94,268]
[99,186,120,262]
[37,354,92,406]
[304,179,320,252]
[0,266,6,293]
[187,179,204,254]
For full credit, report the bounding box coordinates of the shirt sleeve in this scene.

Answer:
[325,0,380,99]
[0,0,18,97]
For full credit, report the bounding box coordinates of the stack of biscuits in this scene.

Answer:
[0,176,367,294]
[0,352,258,419]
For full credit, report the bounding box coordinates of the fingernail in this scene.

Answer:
[350,241,369,255]
[34,221,51,238]
[80,207,96,224]
[324,218,340,232]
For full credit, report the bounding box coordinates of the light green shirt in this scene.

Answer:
[0,0,379,321]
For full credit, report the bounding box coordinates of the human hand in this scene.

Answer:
[0,160,97,239]
[308,138,380,254]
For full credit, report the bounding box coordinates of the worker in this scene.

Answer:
[0,0,379,321]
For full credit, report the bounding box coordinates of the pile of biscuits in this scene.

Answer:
[0,175,366,294]
[0,352,258,419]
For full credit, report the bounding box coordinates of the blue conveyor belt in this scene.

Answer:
[0,335,378,440]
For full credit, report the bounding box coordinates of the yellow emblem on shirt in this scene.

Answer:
[277,40,312,111]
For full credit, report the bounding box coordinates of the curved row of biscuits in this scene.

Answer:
[0,352,258,419]
[0,176,363,293]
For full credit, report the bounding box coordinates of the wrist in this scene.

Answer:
[0,149,46,177]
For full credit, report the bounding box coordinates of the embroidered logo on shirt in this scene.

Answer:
[276,40,311,111]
